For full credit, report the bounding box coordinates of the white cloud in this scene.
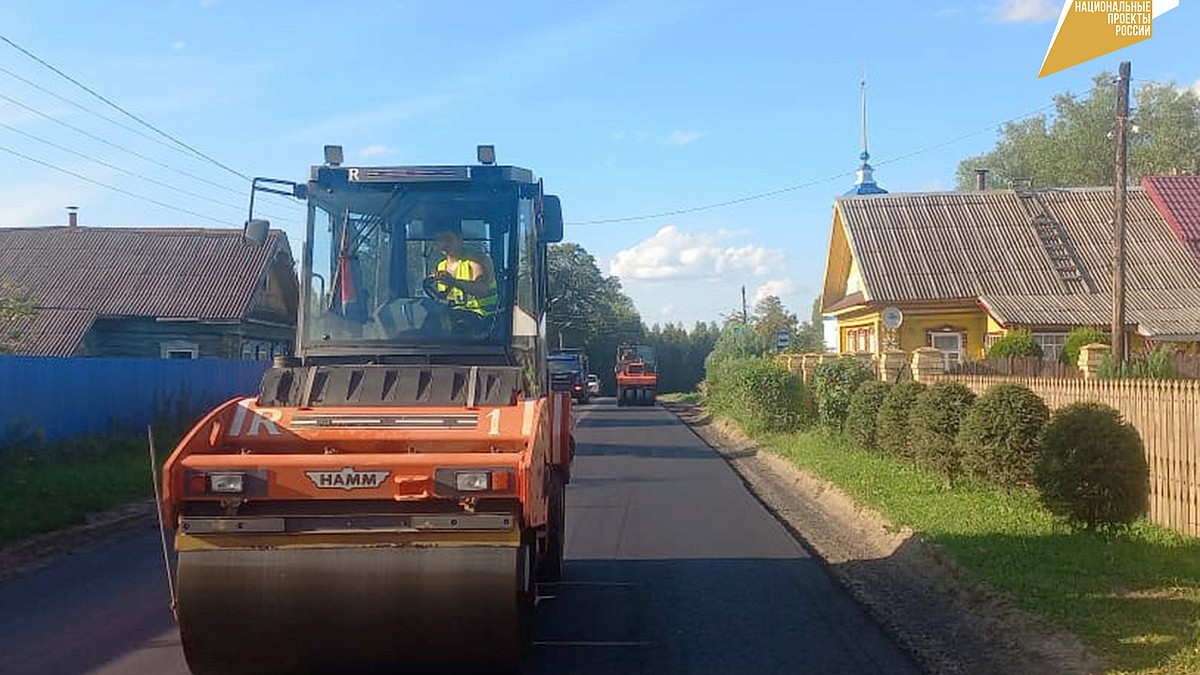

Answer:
[754,279,796,304]
[609,225,785,282]
[170,41,186,51]
[360,144,389,157]
[995,0,1059,22]
[669,130,707,146]
[1189,79,1200,97]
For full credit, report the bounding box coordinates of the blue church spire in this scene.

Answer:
[846,72,887,196]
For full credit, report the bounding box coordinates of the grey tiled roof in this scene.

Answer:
[0,226,292,354]
[835,186,1200,337]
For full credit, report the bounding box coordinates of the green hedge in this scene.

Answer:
[1037,402,1149,530]
[959,383,1050,488]
[845,381,892,452]
[909,382,977,483]
[812,356,876,430]
[704,357,808,434]
[876,381,927,459]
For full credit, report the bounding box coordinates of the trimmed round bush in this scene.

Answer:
[812,356,876,430]
[958,383,1049,488]
[909,382,977,482]
[1036,402,1148,529]
[845,381,892,452]
[876,380,927,459]
[987,330,1044,358]
[1060,327,1108,365]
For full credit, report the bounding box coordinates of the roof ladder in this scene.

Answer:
[1015,188,1096,294]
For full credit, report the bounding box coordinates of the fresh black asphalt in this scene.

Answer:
[0,399,923,675]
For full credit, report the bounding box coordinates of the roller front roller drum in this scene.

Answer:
[177,544,533,675]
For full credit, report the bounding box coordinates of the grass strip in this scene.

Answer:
[759,426,1200,675]
[0,434,157,547]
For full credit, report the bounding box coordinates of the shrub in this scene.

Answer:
[1098,346,1177,380]
[704,357,808,434]
[845,381,892,452]
[909,382,977,483]
[812,356,876,430]
[958,383,1049,488]
[876,381,927,459]
[1060,327,1108,365]
[987,330,1044,358]
[1036,402,1148,530]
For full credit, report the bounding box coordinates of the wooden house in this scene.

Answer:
[0,225,298,359]
[820,180,1200,365]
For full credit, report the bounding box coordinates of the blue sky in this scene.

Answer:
[0,0,1196,327]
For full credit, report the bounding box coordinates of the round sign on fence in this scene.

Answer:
[882,306,904,330]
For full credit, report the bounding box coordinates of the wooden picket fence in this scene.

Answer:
[934,374,1200,537]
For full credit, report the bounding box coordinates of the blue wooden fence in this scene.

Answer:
[0,356,270,448]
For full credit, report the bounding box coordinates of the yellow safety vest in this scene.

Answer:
[436,258,498,316]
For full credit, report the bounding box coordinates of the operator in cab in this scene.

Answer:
[431,220,499,317]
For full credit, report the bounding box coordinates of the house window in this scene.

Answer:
[161,340,199,359]
[1031,333,1067,361]
[844,327,875,354]
[984,333,1003,352]
[930,332,963,368]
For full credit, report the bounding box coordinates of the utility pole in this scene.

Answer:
[741,286,748,325]
[1112,60,1130,369]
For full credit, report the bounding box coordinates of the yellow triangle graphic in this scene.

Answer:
[1039,2,1152,78]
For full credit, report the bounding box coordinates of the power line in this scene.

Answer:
[0,63,229,173]
[0,121,291,221]
[0,143,233,226]
[0,33,253,183]
[0,67,303,217]
[0,90,250,199]
[565,101,1058,226]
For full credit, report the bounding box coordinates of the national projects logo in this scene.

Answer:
[1039,0,1180,77]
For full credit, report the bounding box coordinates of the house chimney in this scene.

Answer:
[66,206,78,228]
[973,169,989,191]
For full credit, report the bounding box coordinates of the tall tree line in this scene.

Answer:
[547,242,822,394]
[957,71,1200,189]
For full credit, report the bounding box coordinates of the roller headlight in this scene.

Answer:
[455,471,491,492]
[208,472,245,494]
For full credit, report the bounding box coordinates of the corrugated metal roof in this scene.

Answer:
[5,308,96,356]
[836,187,1200,336]
[0,226,289,320]
[1143,175,1200,262]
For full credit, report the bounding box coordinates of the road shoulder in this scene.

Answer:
[660,401,1105,675]
[0,500,156,582]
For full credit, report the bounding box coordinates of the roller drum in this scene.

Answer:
[177,545,530,675]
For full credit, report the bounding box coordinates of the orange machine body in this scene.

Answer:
[161,391,573,532]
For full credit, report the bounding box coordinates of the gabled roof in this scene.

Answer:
[1142,175,1200,263]
[0,226,293,355]
[828,187,1200,338]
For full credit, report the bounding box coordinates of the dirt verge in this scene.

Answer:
[0,500,157,582]
[661,401,1106,675]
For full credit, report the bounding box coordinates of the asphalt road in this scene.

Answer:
[0,400,922,675]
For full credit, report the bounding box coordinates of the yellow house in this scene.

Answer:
[820,183,1200,365]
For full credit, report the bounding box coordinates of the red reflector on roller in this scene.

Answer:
[189,474,208,495]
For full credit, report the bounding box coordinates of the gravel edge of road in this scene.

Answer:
[0,500,158,582]
[660,401,1107,675]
